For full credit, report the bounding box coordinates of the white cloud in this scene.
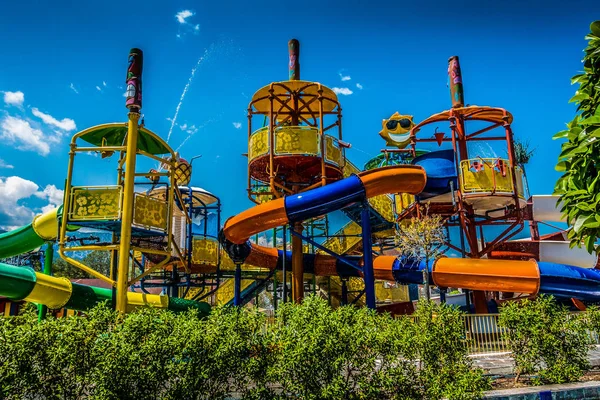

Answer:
[233,122,242,129]
[69,83,79,94]
[180,123,188,130]
[186,125,198,134]
[35,184,64,210]
[0,177,64,229]
[3,91,24,107]
[0,176,40,229]
[339,73,351,81]
[0,158,14,169]
[176,34,181,39]
[356,83,363,90]
[96,86,102,92]
[31,108,77,131]
[175,10,194,23]
[1,115,50,156]
[122,91,127,97]
[194,24,200,33]
[102,81,107,87]
[332,87,353,96]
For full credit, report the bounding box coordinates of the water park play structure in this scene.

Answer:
[1,40,600,317]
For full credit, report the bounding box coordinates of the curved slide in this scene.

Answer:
[0,209,209,315]
[221,165,600,303]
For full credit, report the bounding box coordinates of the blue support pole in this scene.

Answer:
[233,263,242,306]
[361,200,376,309]
[282,225,288,303]
[341,279,348,306]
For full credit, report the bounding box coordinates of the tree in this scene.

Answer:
[394,210,447,300]
[52,251,111,279]
[553,21,600,254]
[513,137,536,196]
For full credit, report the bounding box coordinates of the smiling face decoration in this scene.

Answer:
[378,112,415,149]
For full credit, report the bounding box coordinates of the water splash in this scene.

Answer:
[166,46,212,145]
[174,114,221,152]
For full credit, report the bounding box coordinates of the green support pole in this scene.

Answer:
[37,243,53,321]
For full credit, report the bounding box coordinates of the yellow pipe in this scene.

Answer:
[64,245,119,252]
[128,256,170,286]
[74,146,126,153]
[130,246,171,256]
[116,112,140,312]
[31,208,59,240]
[126,292,169,313]
[59,145,76,249]
[58,249,116,286]
[25,274,72,309]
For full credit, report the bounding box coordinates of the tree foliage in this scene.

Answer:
[553,21,600,254]
[498,295,590,385]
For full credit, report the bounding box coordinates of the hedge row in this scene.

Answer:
[0,296,489,400]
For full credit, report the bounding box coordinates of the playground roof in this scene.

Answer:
[147,186,219,208]
[411,106,514,135]
[75,123,173,155]
[250,80,339,114]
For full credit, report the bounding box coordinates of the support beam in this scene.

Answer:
[361,200,376,309]
[292,222,304,303]
[38,243,53,321]
[233,264,242,306]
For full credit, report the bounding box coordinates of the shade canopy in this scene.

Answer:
[250,80,339,115]
[76,123,173,155]
[412,106,514,136]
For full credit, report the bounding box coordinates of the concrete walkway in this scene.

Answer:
[472,345,600,376]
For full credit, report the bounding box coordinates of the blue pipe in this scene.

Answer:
[284,174,365,222]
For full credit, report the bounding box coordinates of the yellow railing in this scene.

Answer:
[191,237,220,267]
[459,158,525,199]
[132,193,168,232]
[248,126,342,166]
[68,186,122,221]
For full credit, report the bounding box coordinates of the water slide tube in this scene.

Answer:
[221,165,600,303]
[0,208,62,259]
[0,209,210,315]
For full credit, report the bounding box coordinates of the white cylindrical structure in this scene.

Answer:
[531,195,564,223]
[539,241,598,269]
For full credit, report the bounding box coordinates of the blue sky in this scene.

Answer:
[0,0,598,231]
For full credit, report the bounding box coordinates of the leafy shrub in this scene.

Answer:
[412,299,490,400]
[0,302,117,400]
[498,295,590,384]
[0,296,491,399]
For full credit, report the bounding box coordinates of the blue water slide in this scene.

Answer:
[411,149,458,198]
[538,262,600,301]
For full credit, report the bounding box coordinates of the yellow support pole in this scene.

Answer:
[115,112,139,312]
[114,47,144,313]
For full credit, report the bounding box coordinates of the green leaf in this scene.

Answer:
[585,235,595,254]
[580,116,600,125]
[552,129,570,140]
[570,93,590,103]
[591,21,600,37]
[555,161,567,172]
[574,214,593,233]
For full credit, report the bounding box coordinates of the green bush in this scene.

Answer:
[0,296,492,399]
[0,302,117,400]
[412,299,490,400]
[498,295,590,384]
